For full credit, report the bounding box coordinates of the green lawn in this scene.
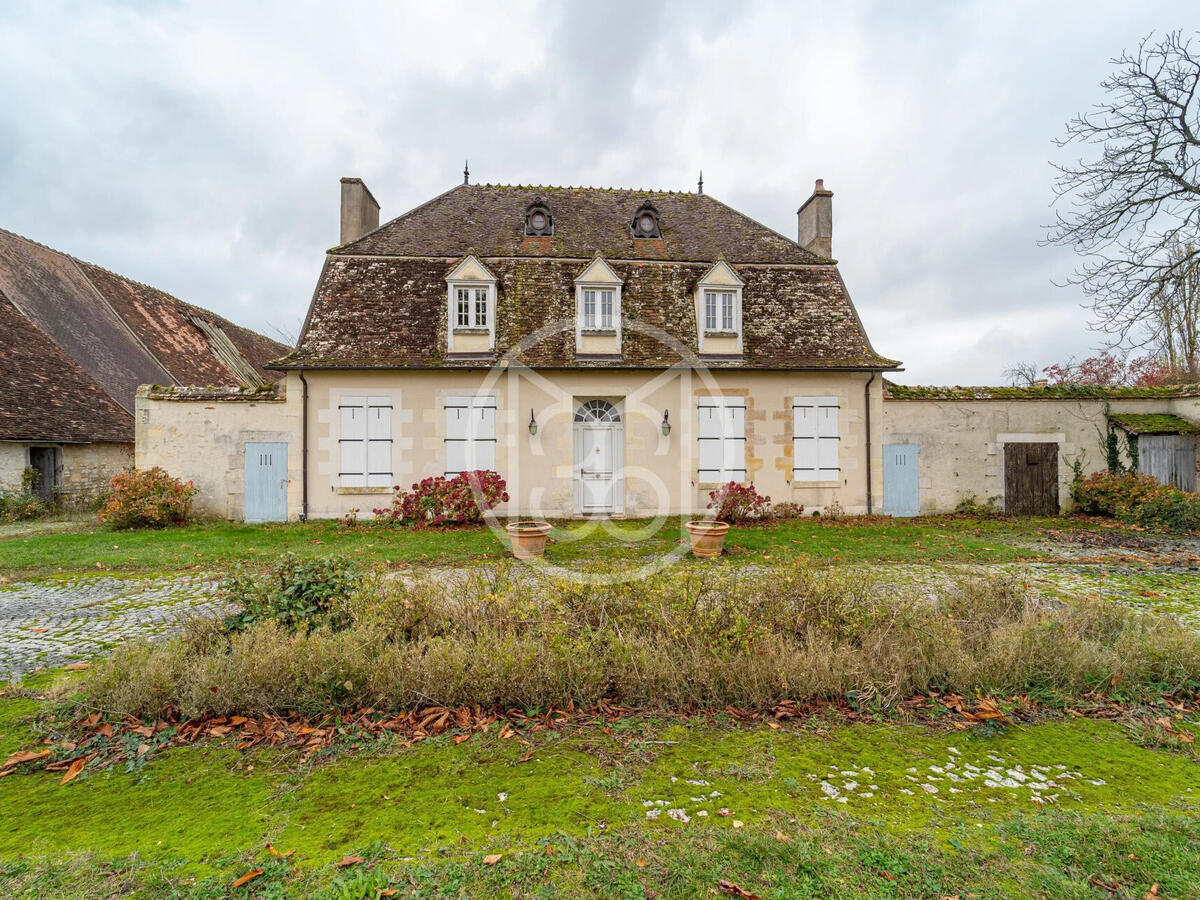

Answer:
[0,515,1088,579]
[1,687,1197,898]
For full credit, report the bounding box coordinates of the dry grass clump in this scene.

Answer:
[85,563,1200,719]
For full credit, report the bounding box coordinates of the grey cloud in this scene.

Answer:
[0,0,1191,376]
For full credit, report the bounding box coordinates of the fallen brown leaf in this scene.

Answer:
[483,853,502,866]
[337,855,364,868]
[59,757,88,785]
[716,880,763,899]
[231,868,263,889]
[266,842,295,857]
[775,831,792,843]
[63,662,91,671]
[2,749,50,768]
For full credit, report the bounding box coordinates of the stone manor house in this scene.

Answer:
[133,177,1200,522]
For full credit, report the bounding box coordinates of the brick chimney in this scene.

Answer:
[796,178,833,259]
[340,177,380,245]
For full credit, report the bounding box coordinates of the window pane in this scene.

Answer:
[456,288,469,327]
[704,292,717,330]
[721,293,734,330]
[583,290,595,328]
[600,290,613,328]
[474,288,488,327]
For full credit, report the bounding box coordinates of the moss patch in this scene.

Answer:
[0,718,1196,875]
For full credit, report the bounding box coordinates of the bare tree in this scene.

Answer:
[1046,31,1200,374]
[1002,360,1041,386]
[1150,242,1200,378]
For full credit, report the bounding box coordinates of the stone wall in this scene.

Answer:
[135,386,300,520]
[61,442,132,498]
[0,440,131,498]
[880,393,1200,513]
[0,443,27,493]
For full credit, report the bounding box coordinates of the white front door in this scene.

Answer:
[580,426,615,512]
[573,399,623,515]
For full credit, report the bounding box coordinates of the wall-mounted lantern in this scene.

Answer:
[528,408,538,436]
[661,410,671,436]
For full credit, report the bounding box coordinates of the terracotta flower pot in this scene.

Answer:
[685,520,730,558]
[506,521,552,559]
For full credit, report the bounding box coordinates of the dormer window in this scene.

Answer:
[631,201,661,238]
[574,256,623,355]
[525,200,553,236]
[695,260,744,356]
[445,255,497,354]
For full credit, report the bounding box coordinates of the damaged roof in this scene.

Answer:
[282,183,897,370]
[0,228,290,443]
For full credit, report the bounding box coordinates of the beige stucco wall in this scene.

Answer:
[136,389,301,520]
[880,395,1200,513]
[295,368,882,520]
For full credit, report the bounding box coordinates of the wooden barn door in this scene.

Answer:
[1004,443,1058,516]
[1139,435,1196,492]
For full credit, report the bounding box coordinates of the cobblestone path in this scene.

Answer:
[0,575,223,681]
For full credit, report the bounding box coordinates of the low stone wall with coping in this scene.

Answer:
[881,384,1200,513]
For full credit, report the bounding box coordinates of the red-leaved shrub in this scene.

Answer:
[706,482,771,524]
[1071,470,1200,532]
[374,471,508,527]
[98,467,197,529]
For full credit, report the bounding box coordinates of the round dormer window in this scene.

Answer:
[525,201,553,236]
[631,201,661,238]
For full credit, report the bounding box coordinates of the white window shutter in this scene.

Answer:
[697,401,722,438]
[792,401,818,477]
[445,440,468,475]
[446,398,469,440]
[470,403,494,472]
[698,398,745,481]
[341,400,365,440]
[445,396,496,474]
[725,400,745,477]
[339,397,366,487]
[817,403,839,480]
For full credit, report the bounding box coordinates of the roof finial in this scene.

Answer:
[463,160,469,185]
[697,170,704,195]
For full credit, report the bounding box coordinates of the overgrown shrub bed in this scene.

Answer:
[85,562,1200,719]
[1072,471,1200,532]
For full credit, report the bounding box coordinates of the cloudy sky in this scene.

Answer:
[0,1,1191,384]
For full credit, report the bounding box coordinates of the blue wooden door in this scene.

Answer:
[244,442,288,522]
[883,443,919,517]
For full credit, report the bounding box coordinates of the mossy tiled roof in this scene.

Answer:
[282,184,899,371]
[334,184,825,264]
[1108,413,1200,435]
[885,381,1200,400]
